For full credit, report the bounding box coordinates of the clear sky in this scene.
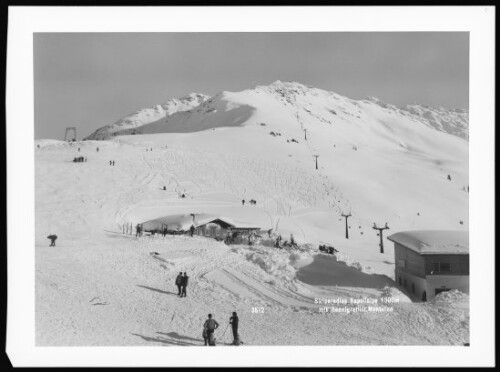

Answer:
[34,32,469,140]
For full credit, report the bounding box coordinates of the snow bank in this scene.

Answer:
[431,289,468,304]
[242,246,313,282]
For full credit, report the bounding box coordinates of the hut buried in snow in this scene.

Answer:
[141,213,260,243]
[387,230,469,302]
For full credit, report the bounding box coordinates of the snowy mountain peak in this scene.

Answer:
[84,82,468,141]
[256,80,315,96]
[85,93,210,140]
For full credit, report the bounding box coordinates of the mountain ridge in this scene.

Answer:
[84,81,468,141]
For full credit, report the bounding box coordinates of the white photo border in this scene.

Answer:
[6,5,495,367]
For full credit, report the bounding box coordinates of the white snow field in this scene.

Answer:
[36,81,469,345]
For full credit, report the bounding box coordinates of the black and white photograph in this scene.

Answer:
[6,5,495,368]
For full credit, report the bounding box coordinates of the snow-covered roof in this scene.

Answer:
[142,213,259,230]
[387,230,469,255]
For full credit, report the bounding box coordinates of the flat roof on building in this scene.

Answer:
[387,230,469,255]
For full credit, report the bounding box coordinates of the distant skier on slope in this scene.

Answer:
[175,272,183,296]
[181,272,189,297]
[47,234,58,247]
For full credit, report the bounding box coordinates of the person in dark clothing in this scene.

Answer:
[135,224,141,237]
[204,314,219,346]
[112,160,115,166]
[189,225,195,237]
[181,272,189,297]
[242,199,245,206]
[47,234,57,246]
[175,272,183,296]
[202,325,209,346]
[229,312,239,344]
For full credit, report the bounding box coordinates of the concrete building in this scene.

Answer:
[387,230,469,301]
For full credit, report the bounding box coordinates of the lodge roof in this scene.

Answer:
[142,213,260,230]
[387,230,469,255]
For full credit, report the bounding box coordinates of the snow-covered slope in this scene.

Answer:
[85,93,210,140]
[401,104,469,141]
[35,81,469,346]
[86,81,469,140]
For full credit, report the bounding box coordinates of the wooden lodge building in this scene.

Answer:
[141,213,260,244]
[387,230,469,302]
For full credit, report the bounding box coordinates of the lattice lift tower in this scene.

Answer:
[64,127,77,141]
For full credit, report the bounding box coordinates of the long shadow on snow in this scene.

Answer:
[296,254,394,289]
[136,285,178,296]
[131,333,199,346]
[157,332,204,343]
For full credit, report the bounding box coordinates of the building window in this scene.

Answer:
[432,262,451,273]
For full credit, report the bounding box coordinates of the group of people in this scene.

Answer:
[319,244,338,255]
[274,234,298,249]
[175,272,189,297]
[73,156,87,162]
[202,312,240,346]
[241,199,257,206]
[109,160,116,166]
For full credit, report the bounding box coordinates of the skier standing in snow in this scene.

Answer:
[181,272,189,297]
[175,272,183,296]
[204,314,219,346]
[47,234,58,247]
[229,312,239,345]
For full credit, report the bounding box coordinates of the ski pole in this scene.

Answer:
[221,323,230,343]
